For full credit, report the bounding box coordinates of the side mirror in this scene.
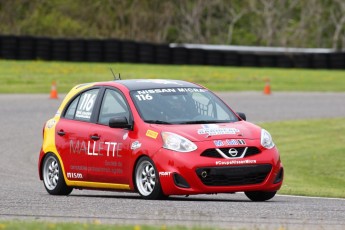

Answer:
[237,112,246,121]
[109,116,132,129]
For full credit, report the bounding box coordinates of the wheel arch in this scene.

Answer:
[40,151,69,185]
[131,153,150,192]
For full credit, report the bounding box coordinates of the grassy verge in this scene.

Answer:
[0,221,216,230]
[0,60,344,93]
[260,118,345,198]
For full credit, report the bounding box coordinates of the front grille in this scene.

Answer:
[201,147,260,158]
[196,164,272,186]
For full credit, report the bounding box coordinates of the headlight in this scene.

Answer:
[162,132,197,152]
[261,129,275,149]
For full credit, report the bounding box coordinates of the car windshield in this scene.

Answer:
[130,87,239,124]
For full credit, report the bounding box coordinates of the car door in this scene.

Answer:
[86,88,132,185]
[55,88,100,182]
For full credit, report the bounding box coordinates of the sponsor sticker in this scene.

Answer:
[69,140,122,157]
[146,130,158,139]
[136,88,177,95]
[214,140,225,147]
[131,141,142,150]
[215,159,256,165]
[198,126,240,135]
[159,172,172,176]
[226,139,246,145]
[214,139,246,147]
[46,119,56,129]
[75,91,97,120]
[66,172,83,179]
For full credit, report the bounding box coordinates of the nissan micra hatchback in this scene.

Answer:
[39,79,283,201]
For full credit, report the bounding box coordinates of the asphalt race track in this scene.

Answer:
[1,93,345,229]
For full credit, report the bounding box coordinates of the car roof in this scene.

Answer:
[112,79,203,91]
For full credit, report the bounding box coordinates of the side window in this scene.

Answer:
[64,96,80,119]
[98,89,129,125]
[74,89,99,122]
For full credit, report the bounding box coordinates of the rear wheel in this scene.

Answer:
[135,156,166,200]
[245,191,276,202]
[42,153,73,195]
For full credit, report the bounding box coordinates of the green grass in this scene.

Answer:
[0,221,218,230]
[260,118,345,198]
[0,60,344,93]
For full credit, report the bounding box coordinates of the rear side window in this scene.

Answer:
[65,96,80,119]
[64,89,99,122]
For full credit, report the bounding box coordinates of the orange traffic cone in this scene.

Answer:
[50,81,58,99]
[263,78,271,95]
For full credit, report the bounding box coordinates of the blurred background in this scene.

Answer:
[0,0,345,69]
[1,0,345,49]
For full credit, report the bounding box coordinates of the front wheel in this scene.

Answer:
[42,153,73,195]
[245,191,276,202]
[135,156,166,200]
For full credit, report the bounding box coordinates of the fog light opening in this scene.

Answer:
[274,168,284,184]
[201,171,208,178]
[173,173,190,188]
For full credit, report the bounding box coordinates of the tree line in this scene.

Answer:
[0,0,344,50]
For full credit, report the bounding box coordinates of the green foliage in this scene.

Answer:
[0,0,344,48]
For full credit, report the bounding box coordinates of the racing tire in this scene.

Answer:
[42,153,73,195]
[245,191,276,202]
[135,156,166,200]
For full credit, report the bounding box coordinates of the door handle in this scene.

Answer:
[57,130,65,136]
[91,135,100,141]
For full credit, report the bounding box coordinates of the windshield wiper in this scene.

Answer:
[144,120,172,124]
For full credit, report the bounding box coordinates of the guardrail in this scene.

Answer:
[0,35,344,69]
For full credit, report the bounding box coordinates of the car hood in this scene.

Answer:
[150,121,261,142]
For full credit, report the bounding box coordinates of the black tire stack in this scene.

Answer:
[0,35,344,69]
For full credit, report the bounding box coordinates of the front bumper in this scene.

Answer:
[153,142,283,196]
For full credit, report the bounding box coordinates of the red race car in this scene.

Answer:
[38,79,283,201]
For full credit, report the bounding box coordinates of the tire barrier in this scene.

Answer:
[104,39,121,62]
[121,40,138,63]
[155,44,171,64]
[240,53,258,67]
[259,54,277,67]
[171,47,189,64]
[329,53,345,69]
[86,39,103,62]
[223,52,240,66]
[36,37,52,60]
[0,35,344,69]
[0,35,18,59]
[69,39,85,62]
[206,50,223,66]
[276,55,293,68]
[312,53,329,69]
[189,49,206,65]
[18,36,35,60]
[51,39,69,61]
[138,42,155,64]
[293,54,312,69]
